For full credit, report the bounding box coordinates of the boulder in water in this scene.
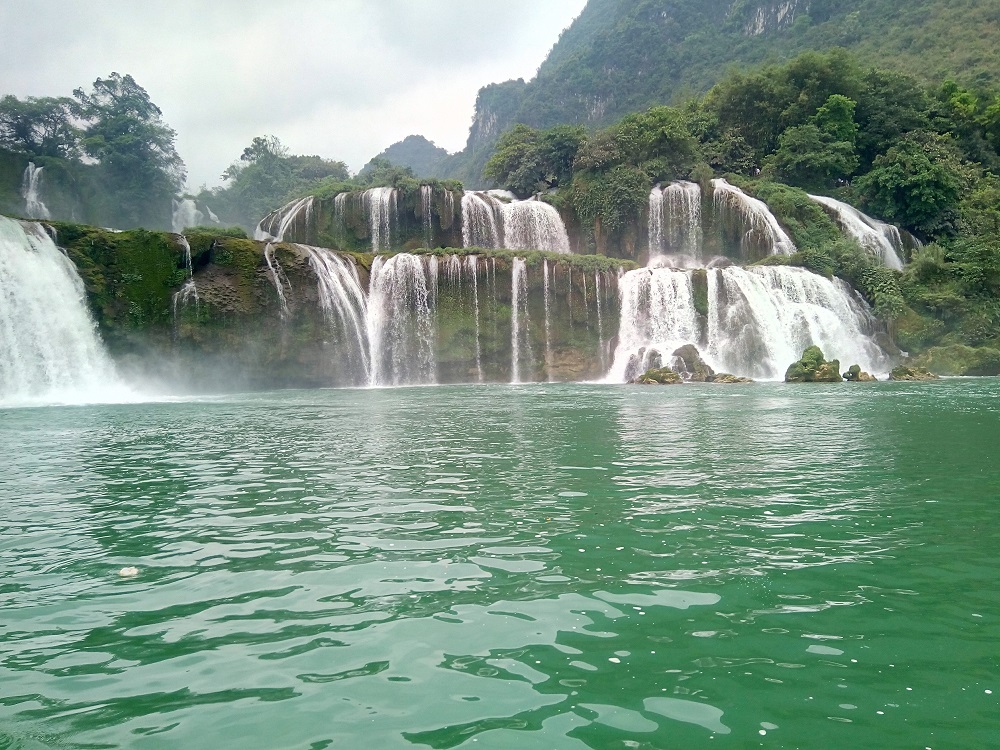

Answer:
[843,364,877,382]
[889,365,939,381]
[671,344,715,382]
[785,346,843,382]
[707,373,754,383]
[633,367,683,385]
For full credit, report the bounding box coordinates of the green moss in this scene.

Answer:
[785,345,843,382]
[911,345,1000,376]
[690,268,709,316]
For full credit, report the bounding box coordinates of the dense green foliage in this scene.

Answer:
[359,135,450,179]
[0,73,184,229]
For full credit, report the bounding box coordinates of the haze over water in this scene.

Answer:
[1,381,998,748]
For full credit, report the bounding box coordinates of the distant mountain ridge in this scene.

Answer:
[376,0,1000,185]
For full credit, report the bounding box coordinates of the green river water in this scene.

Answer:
[1,382,997,749]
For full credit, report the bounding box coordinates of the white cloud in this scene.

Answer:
[0,0,587,188]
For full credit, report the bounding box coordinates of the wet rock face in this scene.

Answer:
[707,373,753,384]
[671,344,715,382]
[889,365,940,381]
[785,345,843,383]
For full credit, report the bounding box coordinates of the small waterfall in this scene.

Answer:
[510,257,532,383]
[420,185,433,248]
[712,179,796,259]
[0,217,124,405]
[445,253,463,292]
[705,266,888,380]
[502,199,571,254]
[206,206,221,224]
[543,259,554,381]
[172,235,199,330]
[364,187,397,252]
[608,268,700,382]
[648,186,664,255]
[264,243,291,318]
[305,246,370,383]
[172,198,203,234]
[21,163,50,220]
[461,192,503,249]
[255,196,313,242]
[595,271,607,374]
[809,194,906,271]
[467,255,483,382]
[367,253,435,386]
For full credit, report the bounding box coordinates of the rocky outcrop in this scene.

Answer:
[671,344,715,382]
[889,365,940,381]
[843,364,876,382]
[911,345,1000,376]
[785,346,843,382]
[707,373,754,383]
[633,367,683,385]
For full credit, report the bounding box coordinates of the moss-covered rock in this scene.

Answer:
[910,345,1000,376]
[843,364,877,382]
[707,373,754,383]
[633,367,683,385]
[785,345,843,382]
[889,365,940,381]
[671,344,714,382]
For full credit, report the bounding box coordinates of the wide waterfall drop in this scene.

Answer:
[367,254,435,386]
[608,268,700,382]
[502,199,571,254]
[304,246,370,383]
[21,163,51,220]
[705,266,889,379]
[0,217,126,405]
[712,178,796,259]
[172,198,203,234]
[255,196,314,242]
[461,192,503,249]
[510,257,532,383]
[809,194,906,271]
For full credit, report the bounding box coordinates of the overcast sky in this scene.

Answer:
[0,1,587,190]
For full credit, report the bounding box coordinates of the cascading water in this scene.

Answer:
[609,264,890,382]
[809,194,906,271]
[543,260,554,381]
[467,255,483,382]
[21,163,50,220]
[510,257,532,383]
[255,196,314,242]
[712,178,796,259]
[595,271,607,373]
[502,199,571,254]
[461,192,503,249]
[367,253,435,386]
[0,217,126,405]
[420,185,433,248]
[172,198,203,234]
[364,187,397,252]
[172,236,199,331]
[264,243,292,318]
[304,245,370,383]
[649,182,701,259]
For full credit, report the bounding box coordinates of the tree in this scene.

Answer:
[483,124,585,196]
[74,72,185,228]
[854,131,970,237]
[0,95,81,159]
[764,95,860,187]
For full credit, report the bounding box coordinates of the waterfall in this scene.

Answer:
[304,246,370,383]
[444,253,463,292]
[255,196,313,242]
[420,185,433,248]
[364,187,397,252]
[21,163,50,220]
[367,253,435,386]
[649,182,703,259]
[809,194,906,271]
[461,192,503,249]
[172,235,199,330]
[510,257,532,383]
[595,271,607,374]
[608,264,890,382]
[0,217,125,405]
[172,198,203,234]
[608,268,700,382]
[705,266,888,380]
[712,179,796,259]
[467,255,483,382]
[502,199,571,254]
[543,259,554,381]
[264,243,291,318]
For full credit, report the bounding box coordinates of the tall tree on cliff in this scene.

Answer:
[74,73,185,229]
